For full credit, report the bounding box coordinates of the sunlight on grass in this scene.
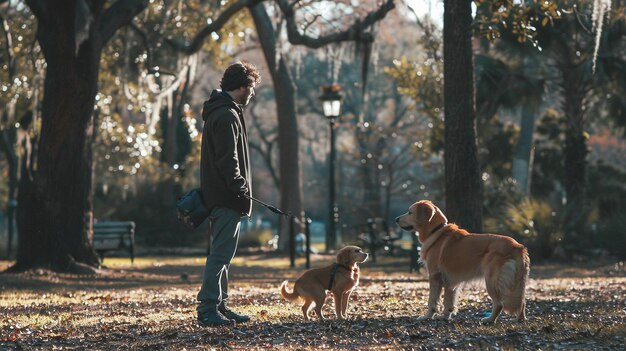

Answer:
[102,256,206,269]
[102,255,303,270]
[232,255,294,269]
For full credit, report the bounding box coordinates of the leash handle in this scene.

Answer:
[242,194,292,217]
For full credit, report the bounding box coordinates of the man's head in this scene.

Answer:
[220,61,261,106]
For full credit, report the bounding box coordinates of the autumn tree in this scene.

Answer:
[5,0,151,273]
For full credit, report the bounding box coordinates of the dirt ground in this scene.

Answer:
[1,253,625,350]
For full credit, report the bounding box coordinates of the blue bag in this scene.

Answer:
[176,188,210,229]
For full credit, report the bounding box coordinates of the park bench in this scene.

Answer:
[358,218,403,263]
[93,221,136,263]
[358,217,422,272]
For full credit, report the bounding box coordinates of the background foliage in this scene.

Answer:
[0,0,624,260]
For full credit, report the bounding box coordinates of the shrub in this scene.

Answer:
[483,177,523,216]
[485,198,563,260]
[591,213,626,260]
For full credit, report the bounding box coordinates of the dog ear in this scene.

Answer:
[416,202,436,223]
[336,248,351,265]
[428,206,436,222]
[431,204,448,223]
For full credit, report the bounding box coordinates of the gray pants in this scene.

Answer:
[197,206,241,314]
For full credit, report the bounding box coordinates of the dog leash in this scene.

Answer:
[242,194,293,218]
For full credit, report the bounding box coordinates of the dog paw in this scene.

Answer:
[434,313,455,321]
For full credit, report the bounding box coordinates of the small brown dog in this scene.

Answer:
[280,246,368,320]
[396,200,530,324]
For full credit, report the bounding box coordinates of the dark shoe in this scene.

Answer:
[197,310,234,327]
[219,302,250,323]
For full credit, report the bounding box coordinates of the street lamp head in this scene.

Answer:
[319,84,342,119]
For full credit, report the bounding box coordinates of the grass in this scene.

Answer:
[1,253,625,350]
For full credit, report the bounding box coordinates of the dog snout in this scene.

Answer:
[396,213,406,224]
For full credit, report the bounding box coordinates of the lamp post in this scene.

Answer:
[319,85,342,252]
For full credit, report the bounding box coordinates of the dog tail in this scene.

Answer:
[280,280,300,302]
[502,247,530,319]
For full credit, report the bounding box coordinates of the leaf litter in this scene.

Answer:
[0,255,624,350]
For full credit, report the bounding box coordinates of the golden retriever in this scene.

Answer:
[280,246,368,320]
[396,200,530,324]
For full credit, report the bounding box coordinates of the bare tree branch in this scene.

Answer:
[166,0,264,55]
[301,13,321,33]
[100,0,149,45]
[129,23,177,77]
[407,3,441,62]
[278,0,395,48]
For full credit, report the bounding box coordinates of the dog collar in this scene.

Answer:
[430,222,447,234]
[328,262,351,290]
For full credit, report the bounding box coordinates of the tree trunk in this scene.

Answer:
[561,66,589,248]
[12,4,101,273]
[512,105,536,196]
[0,108,19,258]
[561,68,588,207]
[250,4,303,250]
[443,0,482,232]
[563,130,587,203]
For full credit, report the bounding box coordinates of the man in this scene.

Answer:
[197,61,261,326]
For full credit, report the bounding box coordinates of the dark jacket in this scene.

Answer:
[200,90,252,216]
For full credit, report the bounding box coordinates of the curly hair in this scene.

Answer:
[220,61,261,91]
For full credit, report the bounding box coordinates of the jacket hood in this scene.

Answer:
[202,90,242,121]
